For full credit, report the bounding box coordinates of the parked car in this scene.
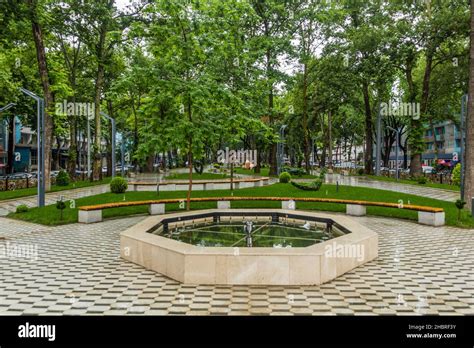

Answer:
[422,166,434,174]
[5,172,34,179]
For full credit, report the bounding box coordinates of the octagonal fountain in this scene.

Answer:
[120,209,378,285]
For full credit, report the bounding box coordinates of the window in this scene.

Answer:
[425,130,433,137]
[435,127,445,135]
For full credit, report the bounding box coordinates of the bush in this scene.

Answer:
[56,170,70,186]
[282,166,305,176]
[279,171,291,183]
[417,176,427,184]
[110,177,128,193]
[291,179,323,191]
[452,163,461,186]
[319,168,327,180]
[16,204,29,213]
[357,168,364,175]
[56,199,66,220]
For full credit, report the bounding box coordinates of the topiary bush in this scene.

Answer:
[452,163,461,186]
[56,170,70,186]
[417,176,427,184]
[110,177,128,193]
[16,204,29,213]
[291,179,323,191]
[279,171,291,183]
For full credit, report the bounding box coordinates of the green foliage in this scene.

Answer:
[452,163,461,186]
[455,199,466,210]
[56,170,70,186]
[16,204,29,213]
[110,177,128,194]
[56,199,66,220]
[357,168,364,175]
[279,172,291,183]
[282,166,305,176]
[417,176,427,185]
[291,179,323,191]
[455,199,466,221]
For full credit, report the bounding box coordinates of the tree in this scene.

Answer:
[464,0,474,211]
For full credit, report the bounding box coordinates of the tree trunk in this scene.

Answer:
[29,1,53,190]
[302,63,310,173]
[362,81,373,174]
[464,0,474,210]
[328,111,333,169]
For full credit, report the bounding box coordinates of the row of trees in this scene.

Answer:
[0,0,473,206]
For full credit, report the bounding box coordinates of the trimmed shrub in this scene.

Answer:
[279,171,291,183]
[16,204,29,213]
[56,170,70,186]
[417,176,427,184]
[452,163,461,186]
[291,179,323,191]
[110,177,128,194]
[56,200,66,220]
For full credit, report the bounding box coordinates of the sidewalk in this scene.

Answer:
[0,184,110,216]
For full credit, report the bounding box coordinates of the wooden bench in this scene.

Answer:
[127,177,269,192]
[78,196,445,226]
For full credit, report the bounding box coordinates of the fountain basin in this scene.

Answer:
[120,209,378,285]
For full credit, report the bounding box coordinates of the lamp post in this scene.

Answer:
[276,124,287,176]
[19,88,45,207]
[100,112,116,178]
[375,103,382,176]
[387,125,400,181]
[0,103,16,113]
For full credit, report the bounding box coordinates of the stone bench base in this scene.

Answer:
[418,211,445,226]
[282,200,296,210]
[346,204,366,216]
[78,210,102,223]
[149,203,165,215]
[217,201,231,209]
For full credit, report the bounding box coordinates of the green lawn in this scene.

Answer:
[0,177,113,201]
[9,182,473,228]
[164,172,229,180]
[363,175,460,192]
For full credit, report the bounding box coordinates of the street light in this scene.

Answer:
[375,103,382,176]
[276,124,287,176]
[0,103,16,113]
[19,88,45,207]
[387,125,400,181]
[100,112,116,178]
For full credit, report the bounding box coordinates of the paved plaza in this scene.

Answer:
[0,213,473,315]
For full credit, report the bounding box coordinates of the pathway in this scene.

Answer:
[0,184,109,216]
[0,215,472,315]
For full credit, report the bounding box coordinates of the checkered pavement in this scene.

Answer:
[0,214,473,315]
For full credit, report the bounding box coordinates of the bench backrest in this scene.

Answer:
[79,196,443,213]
